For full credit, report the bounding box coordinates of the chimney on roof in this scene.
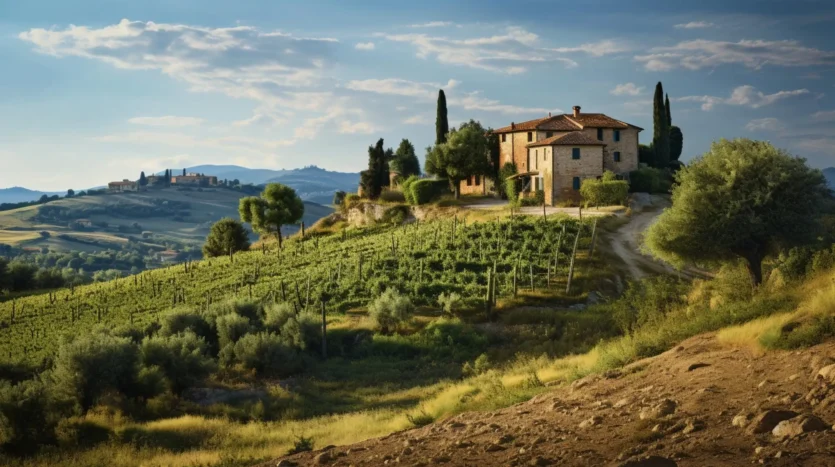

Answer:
[573,106,581,118]
[511,122,515,130]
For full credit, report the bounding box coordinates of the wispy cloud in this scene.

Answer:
[610,83,644,96]
[674,21,715,29]
[678,85,809,111]
[403,115,431,125]
[381,26,580,74]
[635,39,835,71]
[409,21,456,28]
[812,110,835,121]
[355,42,375,50]
[549,39,632,57]
[745,117,782,131]
[128,116,205,127]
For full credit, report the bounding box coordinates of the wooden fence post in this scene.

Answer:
[566,225,582,295]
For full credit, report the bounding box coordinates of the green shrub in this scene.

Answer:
[381,205,410,225]
[207,299,261,324]
[379,189,406,203]
[611,277,688,334]
[409,179,449,205]
[51,334,141,411]
[368,289,415,333]
[580,175,629,207]
[262,302,296,334]
[215,313,252,349]
[279,311,322,352]
[498,162,518,201]
[0,380,55,452]
[437,292,463,314]
[225,332,302,377]
[140,331,216,394]
[811,246,835,274]
[519,190,544,206]
[54,416,111,448]
[332,190,346,206]
[401,175,419,205]
[762,315,835,350]
[287,435,314,455]
[778,247,814,281]
[159,309,218,355]
[462,353,491,376]
[628,167,667,193]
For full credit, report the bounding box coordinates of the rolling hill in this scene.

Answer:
[0,186,332,255]
[0,187,62,204]
[175,165,360,204]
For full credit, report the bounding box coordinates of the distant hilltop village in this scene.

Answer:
[107,169,218,193]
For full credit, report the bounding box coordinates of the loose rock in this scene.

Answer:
[640,399,677,420]
[746,410,799,434]
[772,414,829,439]
[617,455,678,467]
[686,363,710,372]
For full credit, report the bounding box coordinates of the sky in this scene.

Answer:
[1,0,834,191]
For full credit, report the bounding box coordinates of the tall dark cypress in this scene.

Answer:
[665,94,672,127]
[652,82,670,168]
[436,89,449,145]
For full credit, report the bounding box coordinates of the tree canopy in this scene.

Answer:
[238,183,304,250]
[203,218,251,258]
[669,125,683,162]
[645,139,827,287]
[425,120,491,199]
[390,139,421,178]
[436,89,448,145]
[360,138,390,199]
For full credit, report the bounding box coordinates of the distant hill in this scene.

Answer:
[178,165,360,204]
[0,187,62,204]
[824,167,835,190]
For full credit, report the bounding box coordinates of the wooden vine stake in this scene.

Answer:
[588,218,599,258]
[566,224,582,294]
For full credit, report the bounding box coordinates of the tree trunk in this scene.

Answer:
[453,182,461,200]
[276,230,283,250]
[744,252,764,288]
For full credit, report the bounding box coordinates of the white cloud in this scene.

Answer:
[745,117,782,132]
[678,85,809,111]
[381,26,579,74]
[128,116,205,127]
[549,39,632,57]
[355,42,375,50]
[346,77,551,115]
[674,21,715,29]
[338,121,377,134]
[812,110,835,121]
[610,83,644,96]
[635,39,835,71]
[409,21,455,28]
[403,115,431,125]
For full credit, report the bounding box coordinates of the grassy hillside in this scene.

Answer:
[0,187,331,252]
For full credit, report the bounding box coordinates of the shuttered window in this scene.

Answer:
[572,148,581,159]
[573,177,581,190]
[614,130,621,142]
[614,151,621,162]
[597,128,603,141]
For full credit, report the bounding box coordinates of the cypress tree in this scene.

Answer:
[665,93,672,127]
[436,89,449,145]
[138,171,147,186]
[652,82,670,168]
[361,138,388,199]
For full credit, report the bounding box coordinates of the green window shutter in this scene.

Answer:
[572,148,580,159]
[573,177,581,190]
[614,130,620,142]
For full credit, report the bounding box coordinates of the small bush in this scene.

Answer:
[0,380,55,452]
[332,190,346,206]
[54,416,111,448]
[287,435,314,455]
[629,167,667,193]
[368,289,415,333]
[498,162,518,201]
[263,302,296,334]
[437,292,463,314]
[462,353,491,376]
[409,179,449,205]
[379,189,406,203]
[140,331,215,394]
[225,332,302,377]
[216,313,252,349]
[381,205,410,225]
[581,174,629,207]
[406,408,434,427]
[519,191,544,206]
[401,175,419,205]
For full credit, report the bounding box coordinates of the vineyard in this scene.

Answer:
[0,213,601,366]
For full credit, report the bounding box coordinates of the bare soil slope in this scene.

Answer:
[266,334,835,466]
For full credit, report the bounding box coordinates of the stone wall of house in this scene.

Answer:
[579,128,640,175]
[459,175,488,195]
[552,145,605,203]
[498,131,537,172]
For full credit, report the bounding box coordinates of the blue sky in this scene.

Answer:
[1,0,834,190]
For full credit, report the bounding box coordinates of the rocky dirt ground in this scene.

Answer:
[262,334,835,466]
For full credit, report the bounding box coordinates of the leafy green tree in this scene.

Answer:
[669,125,683,162]
[138,171,148,186]
[332,190,346,206]
[239,183,304,250]
[7,262,37,292]
[652,82,670,168]
[66,189,74,198]
[646,139,827,287]
[436,89,448,145]
[140,331,215,394]
[390,139,421,178]
[203,218,251,258]
[360,138,389,199]
[0,257,8,291]
[425,120,491,199]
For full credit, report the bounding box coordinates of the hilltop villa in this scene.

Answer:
[108,179,138,193]
[460,106,642,204]
[171,173,218,186]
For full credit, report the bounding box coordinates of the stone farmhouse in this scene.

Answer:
[108,179,138,193]
[171,173,218,186]
[460,106,642,204]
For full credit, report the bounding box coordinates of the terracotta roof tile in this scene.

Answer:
[494,112,642,133]
[527,131,606,147]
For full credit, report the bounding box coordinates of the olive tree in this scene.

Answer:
[425,120,491,199]
[239,183,304,250]
[203,218,251,258]
[646,139,827,287]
